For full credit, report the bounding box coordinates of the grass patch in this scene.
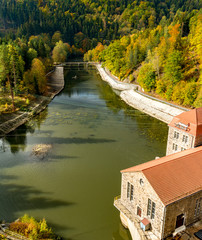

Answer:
[0,91,34,114]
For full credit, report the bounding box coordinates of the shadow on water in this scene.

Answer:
[29,136,116,145]
[0,175,74,222]
[50,154,78,160]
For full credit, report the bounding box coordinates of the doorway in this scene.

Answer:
[176,214,185,229]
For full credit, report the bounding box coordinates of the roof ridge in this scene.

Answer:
[142,148,202,172]
[121,146,202,173]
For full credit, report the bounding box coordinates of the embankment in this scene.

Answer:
[96,64,188,124]
[0,66,64,136]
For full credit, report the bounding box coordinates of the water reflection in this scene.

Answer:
[3,109,48,153]
[96,73,167,143]
[112,223,132,240]
[0,65,168,240]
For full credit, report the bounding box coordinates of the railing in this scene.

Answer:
[5,229,29,240]
[114,195,121,201]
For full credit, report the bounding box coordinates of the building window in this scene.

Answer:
[140,178,144,186]
[172,143,178,151]
[181,147,186,151]
[130,184,134,201]
[182,135,188,143]
[147,199,151,216]
[151,202,156,219]
[185,136,188,143]
[194,198,201,217]
[137,206,142,217]
[127,182,130,198]
[147,199,156,219]
[127,182,134,201]
[174,131,179,139]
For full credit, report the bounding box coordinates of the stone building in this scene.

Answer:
[166,108,202,155]
[114,146,202,240]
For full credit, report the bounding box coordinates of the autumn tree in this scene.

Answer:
[52,41,71,63]
[0,44,24,110]
[31,58,46,94]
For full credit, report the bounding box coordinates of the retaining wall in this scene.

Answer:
[96,64,188,124]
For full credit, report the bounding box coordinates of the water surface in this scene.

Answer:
[0,64,168,240]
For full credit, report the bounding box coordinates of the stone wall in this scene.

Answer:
[195,135,202,147]
[121,172,165,239]
[166,127,195,155]
[96,64,137,91]
[96,64,188,124]
[120,90,185,124]
[163,191,202,238]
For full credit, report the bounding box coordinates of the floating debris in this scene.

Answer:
[32,144,52,159]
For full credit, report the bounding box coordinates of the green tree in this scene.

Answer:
[52,41,70,63]
[0,44,24,110]
[164,50,183,84]
[137,62,156,91]
[183,82,200,106]
[51,31,62,47]
[27,48,38,69]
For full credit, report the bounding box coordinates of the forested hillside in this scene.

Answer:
[84,9,202,107]
[0,0,201,47]
[0,0,201,111]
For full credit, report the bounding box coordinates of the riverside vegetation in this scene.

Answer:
[0,214,61,240]
[0,0,201,115]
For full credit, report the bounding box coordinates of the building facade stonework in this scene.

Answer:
[163,191,202,238]
[121,172,165,239]
[166,108,202,155]
[166,127,195,155]
[114,131,202,240]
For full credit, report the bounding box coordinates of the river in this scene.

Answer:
[0,64,168,240]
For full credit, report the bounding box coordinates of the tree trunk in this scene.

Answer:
[13,63,17,96]
[7,75,15,111]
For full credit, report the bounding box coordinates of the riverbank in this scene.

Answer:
[0,66,64,137]
[96,64,189,124]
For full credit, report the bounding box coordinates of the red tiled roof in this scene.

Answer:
[141,218,150,226]
[168,108,202,136]
[121,146,202,205]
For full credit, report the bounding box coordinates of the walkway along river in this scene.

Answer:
[0,64,168,240]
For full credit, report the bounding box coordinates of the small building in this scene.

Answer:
[166,108,202,155]
[114,146,202,240]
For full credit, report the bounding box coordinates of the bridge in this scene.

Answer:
[55,62,98,66]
